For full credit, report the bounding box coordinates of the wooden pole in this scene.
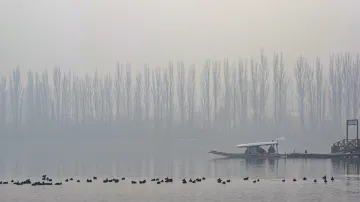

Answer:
[346,120,349,143]
[356,119,358,144]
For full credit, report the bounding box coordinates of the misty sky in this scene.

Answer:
[0,0,360,75]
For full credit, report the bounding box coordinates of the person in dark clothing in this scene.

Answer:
[268,145,275,154]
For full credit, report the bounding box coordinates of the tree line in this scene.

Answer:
[0,52,358,139]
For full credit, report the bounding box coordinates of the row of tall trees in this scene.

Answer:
[0,52,358,137]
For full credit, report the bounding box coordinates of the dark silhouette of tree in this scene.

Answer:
[294,55,307,127]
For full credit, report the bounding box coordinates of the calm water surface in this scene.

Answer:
[0,140,359,202]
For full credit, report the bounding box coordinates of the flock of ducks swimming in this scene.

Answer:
[283,175,334,184]
[0,175,335,187]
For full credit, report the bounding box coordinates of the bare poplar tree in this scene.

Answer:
[212,61,220,128]
[238,59,248,124]
[144,65,151,122]
[353,55,360,118]
[41,71,50,122]
[294,55,307,127]
[335,54,346,124]
[134,72,143,122]
[0,77,7,126]
[10,68,22,128]
[125,63,132,120]
[329,54,338,124]
[259,51,269,125]
[273,53,288,124]
[342,53,352,120]
[187,66,196,129]
[201,62,211,128]
[223,60,231,129]
[304,63,315,127]
[315,58,325,125]
[250,58,260,123]
[53,68,62,123]
[177,61,186,125]
[231,66,238,128]
[26,70,34,124]
[115,63,122,120]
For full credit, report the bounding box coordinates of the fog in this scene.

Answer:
[1,0,360,74]
[1,0,360,175]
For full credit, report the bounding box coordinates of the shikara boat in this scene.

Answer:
[209,141,285,159]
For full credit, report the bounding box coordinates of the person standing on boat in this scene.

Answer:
[268,145,276,154]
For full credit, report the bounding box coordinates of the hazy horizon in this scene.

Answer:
[1,0,360,76]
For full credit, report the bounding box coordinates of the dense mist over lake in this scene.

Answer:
[0,0,360,162]
[1,1,360,201]
[0,52,359,155]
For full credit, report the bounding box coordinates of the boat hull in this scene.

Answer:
[209,150,285,159]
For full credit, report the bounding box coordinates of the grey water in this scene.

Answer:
[0,139,359,202]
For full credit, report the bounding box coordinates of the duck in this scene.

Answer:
[331,177,334,181]
[226,179,231,183]
[253,180,257,183]
[243,177,249,180]
[313,179,317,183]
[303,177,307,181]
[282,179,285,182]
[55,182,62,186]
[22,179,31,184]
[293,178,297,182]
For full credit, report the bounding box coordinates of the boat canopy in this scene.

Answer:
[237,141,278,148]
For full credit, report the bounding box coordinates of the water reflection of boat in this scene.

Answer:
[209,141,285,159]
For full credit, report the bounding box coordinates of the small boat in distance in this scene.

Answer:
[209,140,285,159]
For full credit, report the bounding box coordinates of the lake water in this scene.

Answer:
[0,152,359,202]
[0,138,359,201]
